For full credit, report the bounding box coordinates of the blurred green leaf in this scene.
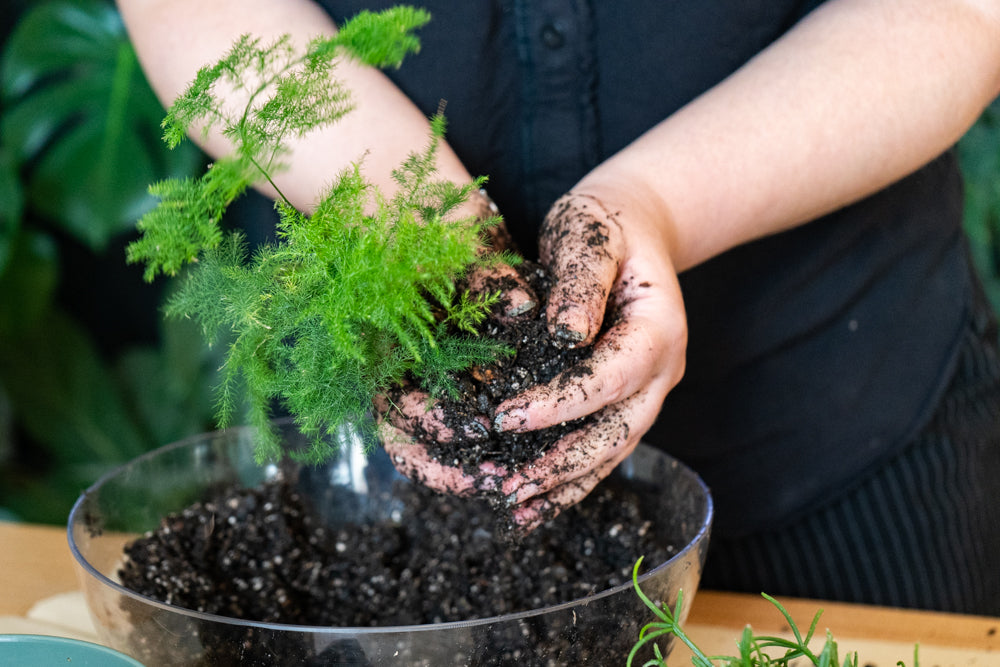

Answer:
[0,309,150,466]
[0,0,219,525]
[959,99,1000,315]
[116,313,222,448]
[0,287,220,524]
[0,462,112,525]
[0,229,59,338]
[0,0,202,250]
[0,148,24,276]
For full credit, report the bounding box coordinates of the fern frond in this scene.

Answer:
[330,7,431,68]
[130,10,515,463]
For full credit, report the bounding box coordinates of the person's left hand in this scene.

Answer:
[489,189,688,530]
[382,186,688,531]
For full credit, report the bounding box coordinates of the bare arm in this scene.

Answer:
[575,0,1000,274]
[488,0,1000,528]
[115,0,476,210]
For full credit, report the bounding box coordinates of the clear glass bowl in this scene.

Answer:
[69,422,712,666]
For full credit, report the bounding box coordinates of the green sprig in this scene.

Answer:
[127,8,511,463]
[628,557,920,667]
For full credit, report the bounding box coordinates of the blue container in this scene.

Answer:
[0,634,144,665]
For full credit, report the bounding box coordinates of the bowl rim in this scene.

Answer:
[67,424,713,635]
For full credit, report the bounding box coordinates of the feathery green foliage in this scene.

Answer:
[628,558,919,667]
[127,8,512,463]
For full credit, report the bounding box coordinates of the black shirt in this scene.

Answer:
[318,0,972,537]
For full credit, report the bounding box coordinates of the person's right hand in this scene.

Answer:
[377,191,535,495]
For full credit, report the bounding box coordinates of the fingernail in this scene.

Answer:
[463,419,490,440]
[493,408,528,432]
[553,324,586,347]
[505,297,537,317]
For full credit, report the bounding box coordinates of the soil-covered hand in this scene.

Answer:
[378,193,535,494]
[464,191,537,318]
[492,190,688,530]
[381,189,687,532]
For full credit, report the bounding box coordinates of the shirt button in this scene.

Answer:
[540,23,565,49]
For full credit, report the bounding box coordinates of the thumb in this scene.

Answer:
[539,193,624,346]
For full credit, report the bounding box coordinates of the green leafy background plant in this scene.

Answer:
[1,1,999,525]
[959,97,1000,315]
[0,0,216,524]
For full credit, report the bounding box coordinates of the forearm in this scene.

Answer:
[576,0,1000,272]
[116,0,474,211]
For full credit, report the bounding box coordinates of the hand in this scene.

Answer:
[464,189,537,318]
[491,190,688,530]
[379,191,533,494]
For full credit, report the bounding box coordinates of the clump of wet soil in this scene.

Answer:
[411,260,597,474]
[118,472,678,665]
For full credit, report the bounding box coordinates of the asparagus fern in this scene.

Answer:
[127,8,512,463]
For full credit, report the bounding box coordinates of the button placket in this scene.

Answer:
[540,22,566,49]
[513,0,600,222]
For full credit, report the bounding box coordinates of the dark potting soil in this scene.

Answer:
[118,473,679,665]
[119,475,672,626]
[400,260,598,475]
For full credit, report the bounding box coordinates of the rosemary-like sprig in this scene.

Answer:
[628,557,920,667]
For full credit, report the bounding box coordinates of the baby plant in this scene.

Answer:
[628,558,920,667]
[127,7,513,463]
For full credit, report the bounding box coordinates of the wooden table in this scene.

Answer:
[1,521,997,665]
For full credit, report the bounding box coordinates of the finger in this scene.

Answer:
[494,250,686,432]
[478,208,517,253]
[464,191,538,319]
[494,311,683,433]
[491,319,653,433]
[509,456,621,532]
[379,389,491,443]
[509,497,557,534]
[539,193,625,347]
[465,262,537,319]
[510,419,643,532]
[379,420,505,495]
[499,389,662,503]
